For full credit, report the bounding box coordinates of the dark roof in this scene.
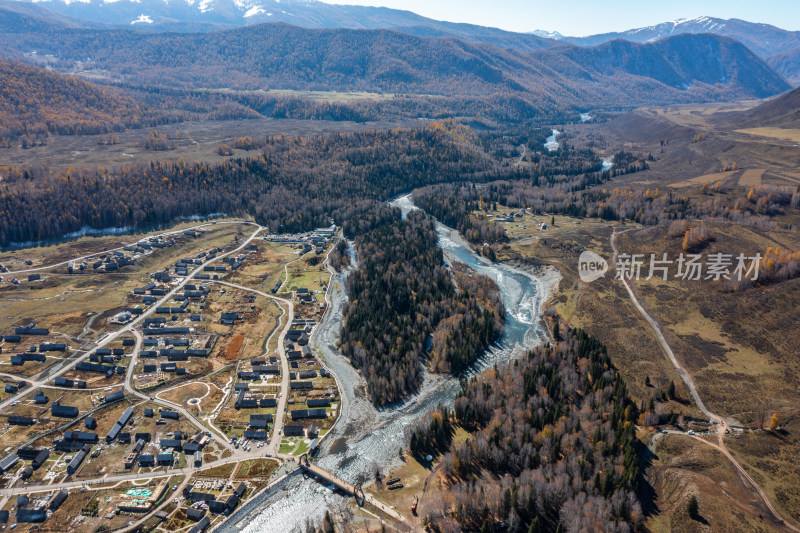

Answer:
[186,508,206,521]
[291,409,308,420]
[189,516,211,532]
[106,421,123,440]
[190,491,216,503]
[160,439,182,449]
[184,442,201,453]
[208,500,227,514]
[66,448,88,474]
[8,416,34,426]
[33,449,50,468]
[118,407,134,427]
[16,509,47,523]
[63,431,98,442]
[48,489,68,510]
[104,390,125,403]
[284,424,304,436]
[51,403,79,418]
[157,452,174,464]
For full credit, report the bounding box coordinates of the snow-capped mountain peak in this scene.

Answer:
[529,29,564,40]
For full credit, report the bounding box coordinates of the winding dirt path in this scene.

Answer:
[611,228,718,423]
[611,227,799,532]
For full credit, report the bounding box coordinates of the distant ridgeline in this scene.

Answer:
[339,208,504,406]
[411,327,643,532]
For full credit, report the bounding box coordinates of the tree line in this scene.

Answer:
[0,122,489,247]
[410,327,643,532]
[0,59,180,148]
[339,209,503,405]
[412,149,796,238]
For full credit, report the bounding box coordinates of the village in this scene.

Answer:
[0,220,349,532]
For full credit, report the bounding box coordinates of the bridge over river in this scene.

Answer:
[296,454,407,523]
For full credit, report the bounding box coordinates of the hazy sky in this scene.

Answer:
[321,0,800,36]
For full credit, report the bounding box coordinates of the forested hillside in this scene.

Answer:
[340,209,503,405]
[0,59,169,147]
[411,328,643,532]
[0,122,490,247]
[556,16,800,85]
[414,157,795,234]
[412,134,617,245]
[413,191,508,246]
[0,18,789,110]
[0,59,276,148]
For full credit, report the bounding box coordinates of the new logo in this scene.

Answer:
[578,251,608,283]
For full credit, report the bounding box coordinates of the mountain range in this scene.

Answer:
[2,0,556,52]
[0,0,796,125]
[0,13,788,103]
[535,16,800,85]
[5,1,800,85]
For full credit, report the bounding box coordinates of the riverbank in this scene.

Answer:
[224,196,557,532]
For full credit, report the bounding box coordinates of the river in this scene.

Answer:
[544,129,560,151]
[1,213,228,251]
[222,195,557,532]
[545,126,612,173]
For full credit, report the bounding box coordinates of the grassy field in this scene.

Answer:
[669,170,737,188]
[617,222,800,423]
[279,437,308,456]
[0,116,412,171]
[739,169,765,186]
[235,458,279,479]
[202,290,281,362]
[285,252,331,294]
[226,241,299,293]
[495,215,695,412]
[563,102,800,190]
[157,381,225,417]
[726,418,800,526]
[494,200,800,530]
[646,434,775,533]
[197,462,236,478]
[735,127,800,143]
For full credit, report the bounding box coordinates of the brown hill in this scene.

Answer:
[738,86,800,128]
[603,108,699,144]
[0,58,158,145]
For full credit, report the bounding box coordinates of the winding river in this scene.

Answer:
[544,129,560,151]
[222,195,557,532]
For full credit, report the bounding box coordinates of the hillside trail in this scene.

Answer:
[610,226,799,533]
